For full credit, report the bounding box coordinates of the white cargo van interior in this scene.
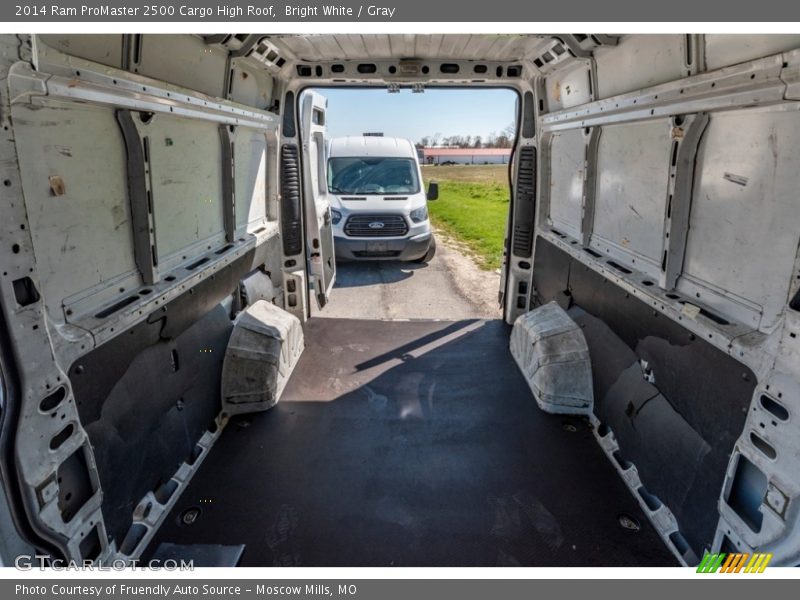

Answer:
[0,33,799,567]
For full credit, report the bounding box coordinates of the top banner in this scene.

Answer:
[4,0,800,22]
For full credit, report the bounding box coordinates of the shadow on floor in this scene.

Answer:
[333,260,429,288]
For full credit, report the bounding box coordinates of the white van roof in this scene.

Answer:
[328,136,417,158]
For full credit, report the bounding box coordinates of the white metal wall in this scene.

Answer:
[538,33,800,566]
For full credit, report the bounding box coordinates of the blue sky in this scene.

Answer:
[310,88,518,145]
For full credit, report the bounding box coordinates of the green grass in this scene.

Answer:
[422,164,509,186]
[423,167,509,270]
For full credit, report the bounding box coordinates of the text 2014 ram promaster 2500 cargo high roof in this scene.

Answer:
[0,33,798,567]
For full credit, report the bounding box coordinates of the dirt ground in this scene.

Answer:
[317,225,502,320]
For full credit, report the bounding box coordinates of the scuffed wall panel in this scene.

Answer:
[37,34,125,69]
[229,61,274,111]
[595,35,688,99]
[680,108,800,331]
[548,129,585,239]
[704,34,800,71]
[134,35,228,98]
[591,120,671,274]
[233,127,269,230]
[145,116,225,259]
[11,101,136,318]
[545,62,592,111]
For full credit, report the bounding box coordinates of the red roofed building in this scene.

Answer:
[420,147,511,165]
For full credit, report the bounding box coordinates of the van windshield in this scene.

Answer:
[328,157,420,195]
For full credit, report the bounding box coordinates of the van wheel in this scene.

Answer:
[414,236,436,263]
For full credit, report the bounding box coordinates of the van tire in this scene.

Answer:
[414,235,436,263]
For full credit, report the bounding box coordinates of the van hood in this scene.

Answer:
[332,193,423,213]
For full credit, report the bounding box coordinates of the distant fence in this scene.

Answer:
[420,148,511,165]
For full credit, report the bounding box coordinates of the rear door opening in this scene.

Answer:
[300,86,518,321]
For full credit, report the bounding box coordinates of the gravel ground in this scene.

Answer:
[316,227,502,320]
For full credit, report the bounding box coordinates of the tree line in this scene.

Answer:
[417,122,516,149]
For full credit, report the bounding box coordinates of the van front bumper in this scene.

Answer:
[334,231,432,261]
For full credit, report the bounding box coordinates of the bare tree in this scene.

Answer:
[418,132,513,148]
[495,134,511,148]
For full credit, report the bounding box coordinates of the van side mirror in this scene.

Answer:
[427,181,439,201]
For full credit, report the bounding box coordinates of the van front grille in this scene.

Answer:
[344,215,409,238]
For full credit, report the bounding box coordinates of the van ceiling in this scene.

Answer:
[226,34,618,83]
[265,34,556,62]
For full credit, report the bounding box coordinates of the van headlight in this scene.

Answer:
[409,206,428,223]
[331,209,342,225]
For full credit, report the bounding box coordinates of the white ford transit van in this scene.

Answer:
[327,135,438,262]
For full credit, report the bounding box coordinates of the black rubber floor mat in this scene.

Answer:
[146,318,676,567]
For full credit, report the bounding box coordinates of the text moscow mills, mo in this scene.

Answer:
[14,4,399,18]
[17,584,360,597]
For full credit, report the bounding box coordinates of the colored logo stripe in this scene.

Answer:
[697,553,725,573]
[696,552,772,573]
[744,553,773,573]
[720,553,749,573]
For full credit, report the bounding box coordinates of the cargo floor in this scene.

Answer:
[147,318,676,566]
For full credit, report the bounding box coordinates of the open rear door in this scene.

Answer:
[300,91,336,309]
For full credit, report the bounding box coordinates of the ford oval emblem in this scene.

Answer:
[368,221,385,229]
